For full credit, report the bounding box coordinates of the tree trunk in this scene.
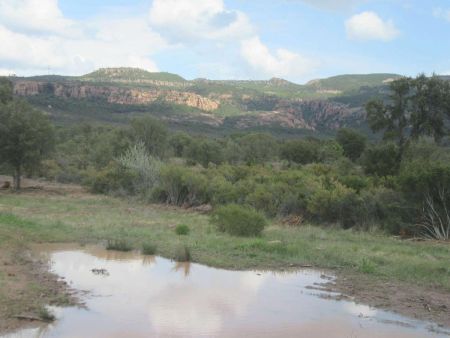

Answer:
[13,166,21,190]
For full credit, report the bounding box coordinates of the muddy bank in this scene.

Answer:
[0,246,78,334]
[330,271,450,329]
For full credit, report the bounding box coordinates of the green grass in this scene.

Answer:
[0,191,449,290]
[106,239,132,252]
[142,242,157,255]
[175,224,190,236]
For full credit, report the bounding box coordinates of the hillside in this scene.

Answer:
[6,68,402,137]
[306,73,402,94]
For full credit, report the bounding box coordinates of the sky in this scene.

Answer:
[1,0,450,83]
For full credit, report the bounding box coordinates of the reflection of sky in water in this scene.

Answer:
[3,245,449,338]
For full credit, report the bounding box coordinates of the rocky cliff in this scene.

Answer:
[13,81,220,112]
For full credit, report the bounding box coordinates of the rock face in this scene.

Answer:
[13,81,220,112]
[232,99,364,131]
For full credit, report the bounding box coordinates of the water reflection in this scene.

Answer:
[5,244,449,338]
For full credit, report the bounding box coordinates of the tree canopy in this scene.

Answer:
[0,79,54,189]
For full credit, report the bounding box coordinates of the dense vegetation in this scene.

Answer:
[1,75,450,240]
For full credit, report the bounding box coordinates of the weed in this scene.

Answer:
[106,239,132,251]
[175,224,190,236]
[38,307,55,322]
[174,245,191,262]
[142,243,157,255]
[359,258,376,274]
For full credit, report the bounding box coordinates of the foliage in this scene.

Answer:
[366,75,450,160]
[174,245,191,262]
[130,116,168,158]
[237,133,278,165]
[212,204,268,236]
[280,139,319,164]
[142,243,157,255]
[336,128,366,161]
[0,97,54,189]
[362,143,400,177]
[118,142,162,198]
[175,224,190,235]
[106,239,133,251]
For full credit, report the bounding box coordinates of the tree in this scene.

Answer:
[0,77,13,104]
[336,128,366,161]
[130,116,168,158]
[0,99,54,189]
[362,143,400,177]
[410,74,450,142]
[238,133,278,165]
[365,75,450,162]
[366,77,412,161]
[185,138,224,167]
[280,139,319,165]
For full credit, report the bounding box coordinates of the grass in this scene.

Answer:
[142,243,157,255]
[0,190,449,291]
[38,307,55,322]
[174,245,191,262]
[175,224,190,236]
[106,239,132,252]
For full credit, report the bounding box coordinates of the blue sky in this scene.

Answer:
[1,0,450,83]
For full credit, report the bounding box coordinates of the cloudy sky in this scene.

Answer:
[1,0,450,83]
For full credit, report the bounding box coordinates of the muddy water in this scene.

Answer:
[4,244,449,338]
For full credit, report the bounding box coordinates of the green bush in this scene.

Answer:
[142,243,157,255]
[106,239,132,251]
[175,224,190,235]
[174,245,191,262]
[211,204,268,237]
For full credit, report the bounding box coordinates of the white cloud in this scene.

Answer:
[294,0,365,11]
[0,0,165,75]
[241,36,318,79]
[149,0,254,42]
[433,7,450,22]
[0,0,77,36]
[345,11,400,41]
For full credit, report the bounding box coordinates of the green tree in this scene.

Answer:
[0,100,54,189]
[365,75,450,161]
[365,77,412,161]
[238,133,278,165]
[185,138,223,167]
[410,74,450,142]
[362,143,400,177]
[280,139,319,165]
[336,128,366,161]
[130,116,168,158]
[0,77,13,104]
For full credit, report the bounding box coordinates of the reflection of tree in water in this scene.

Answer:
[173,261,191,277]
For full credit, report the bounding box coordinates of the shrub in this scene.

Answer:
[175,224,190,235]
[280,139,319,165]
[38,307,56,322]
[359,258,376,274]
[142,243,157,255]
[336,128,366,161]
[84,162,137,195]
[211,204,268,237]
[118,142,162,198]
[174,245,191,262]
[362,143,400,177]
[159,165,187,205]
[106,239,132,251]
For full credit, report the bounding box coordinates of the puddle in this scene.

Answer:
[3,244,449,338]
